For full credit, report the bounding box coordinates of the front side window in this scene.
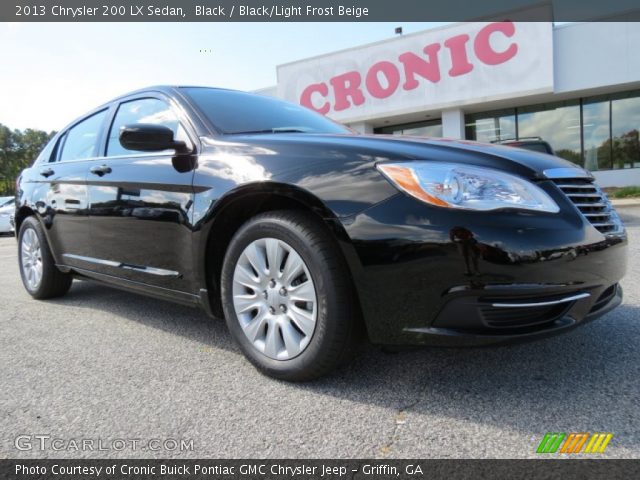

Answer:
[58,110,108,162]
[106,98,190,157]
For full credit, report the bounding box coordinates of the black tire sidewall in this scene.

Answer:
[221,214,348,380]
[18,216,71,299]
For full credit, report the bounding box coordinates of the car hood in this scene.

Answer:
[216,133,587,181]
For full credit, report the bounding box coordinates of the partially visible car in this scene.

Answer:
[0,203,15,235]
[0,196,15,208]
[493,137,555,155]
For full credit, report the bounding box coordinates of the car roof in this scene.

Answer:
[54,85,238,141]
[93,85,240,110]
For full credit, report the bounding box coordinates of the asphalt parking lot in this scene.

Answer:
[1,208,639,459]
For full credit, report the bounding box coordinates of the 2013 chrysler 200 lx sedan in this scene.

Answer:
[15,86,627,380]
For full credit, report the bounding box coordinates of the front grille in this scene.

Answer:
[552,178,620,234]
[479,303,569,329]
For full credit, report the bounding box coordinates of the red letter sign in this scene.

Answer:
[444,34,474,77]
[365,61,401,99]
[330,71,365,111]
[300,83,330,114]
[474,22,518,66]
[399,43,441,90]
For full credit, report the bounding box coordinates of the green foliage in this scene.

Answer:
[555,148,582,166]
[0,123,56,195]
[610,186,640,199]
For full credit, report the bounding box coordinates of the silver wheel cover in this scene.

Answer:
[21,228,43,291]
[232,237,317,360]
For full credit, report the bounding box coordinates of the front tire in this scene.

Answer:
[18,216,72,299]
[221,210,359,381]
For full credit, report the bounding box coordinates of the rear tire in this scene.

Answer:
[221,210,359,381]
[18,216,72,299]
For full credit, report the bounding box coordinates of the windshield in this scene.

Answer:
[181,87,350,135]
[0,197,14,208]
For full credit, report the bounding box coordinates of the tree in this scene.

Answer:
[612,129,640,169]
[555,148,582,166]
[0,123,56,195]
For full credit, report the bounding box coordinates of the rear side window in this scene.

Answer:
[58,110,108,162]
[35,138,56,164]
[106,98,191,157]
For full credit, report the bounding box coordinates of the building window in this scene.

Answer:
[517,101,581,165]
[465,109,516,143]
[611,93,640,169]
[375,119,442,137]
[465,90,640,171]
[582,97,611,171]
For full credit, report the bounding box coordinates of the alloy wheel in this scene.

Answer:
[21,228,43,291]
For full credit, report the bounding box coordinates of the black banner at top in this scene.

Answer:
[2,0,640,22]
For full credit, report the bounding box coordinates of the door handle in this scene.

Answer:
[39,167,54,178]
[90,164,112,176]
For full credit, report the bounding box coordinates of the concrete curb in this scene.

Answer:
[610,198,640,208]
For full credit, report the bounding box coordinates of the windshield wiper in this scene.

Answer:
[228,128,308,134]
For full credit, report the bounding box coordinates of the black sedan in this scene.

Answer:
[15,86,627,380]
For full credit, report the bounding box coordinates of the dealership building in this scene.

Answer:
[259,22,640,187]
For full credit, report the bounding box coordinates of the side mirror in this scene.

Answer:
[119,124,189,154]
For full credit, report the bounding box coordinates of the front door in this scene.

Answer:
[43,109,110,271]
[86,96,197,293]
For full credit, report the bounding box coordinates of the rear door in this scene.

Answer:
[39,109,110,270]
[85,95,198,293]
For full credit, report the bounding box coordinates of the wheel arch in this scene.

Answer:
[198,182,365,323]
[14,206,68,268]
[14,205,36,235]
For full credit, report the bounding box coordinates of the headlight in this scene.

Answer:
[377,161,559,213]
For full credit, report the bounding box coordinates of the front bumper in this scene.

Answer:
[402,283,622,347]
[342,191,628,346]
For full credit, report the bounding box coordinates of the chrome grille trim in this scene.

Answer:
[550,177,623,234]
[574,202,607,208]
[565,193,602,199]
[543,167,593,179]
[491,292,591,308]
[553,183,598,190]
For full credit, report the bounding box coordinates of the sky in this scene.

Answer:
[0,22,449,132]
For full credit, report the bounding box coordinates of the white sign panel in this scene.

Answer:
[277,22,554,123]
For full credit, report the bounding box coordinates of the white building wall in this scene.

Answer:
[441,109,466,139]
[348,122,374,134]
[593,169,640,188]
[554,23,640,94]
